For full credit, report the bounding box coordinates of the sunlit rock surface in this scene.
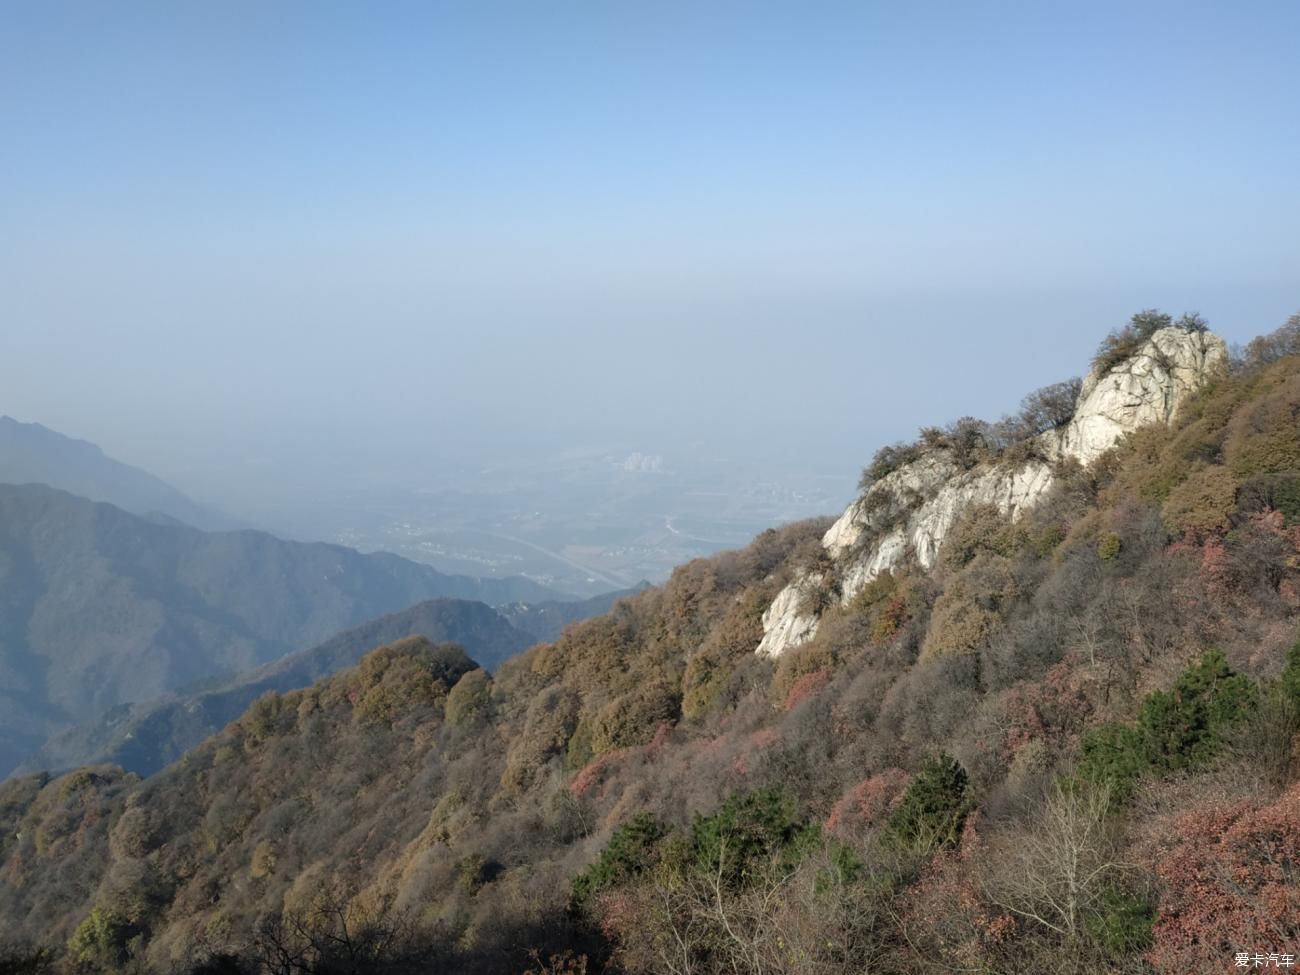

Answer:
[756,327,1228,658]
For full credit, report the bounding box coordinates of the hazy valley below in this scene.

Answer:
[316,451,849,596]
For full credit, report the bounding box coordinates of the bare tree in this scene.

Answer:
[1019,379,1083,436]
[772,845,897,975]
[981,780,1121,943]
[614,837,899,975]
[247,885,436,975]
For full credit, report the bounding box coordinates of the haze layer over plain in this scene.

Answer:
[3,2,1298,535]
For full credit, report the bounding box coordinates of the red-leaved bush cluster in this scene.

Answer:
[824,768,910,837]
[1147,785,1300,973]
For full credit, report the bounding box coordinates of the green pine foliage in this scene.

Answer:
[688,787,818,886]
[1077,650,1255,797]
[1085,886,1156,957]
[1138,650,1255,771]
[1282,639,1300,704]
[570,813,667,909]
[883,753,972,851]
[1076,725,1149,802]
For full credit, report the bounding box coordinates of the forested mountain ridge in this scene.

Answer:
[15,589,649,780]
[0,485,566,777]
[0,417,237,532]
[15,599,540,779]
[4,312,1300,975]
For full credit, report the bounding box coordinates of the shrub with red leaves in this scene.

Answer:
[824,768,910,837]
[569,750,628,799]
[1147,785,1300,972]
[783,669,830,711]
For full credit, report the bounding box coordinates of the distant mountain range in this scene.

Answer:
[15,585,648,779]
[0,482,570,777]
[0,416,239,531]
[17,598,536,777]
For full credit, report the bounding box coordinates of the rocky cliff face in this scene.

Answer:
[1052,326,1228,465]
[756,327,1228,657]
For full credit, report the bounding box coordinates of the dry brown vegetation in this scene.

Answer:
[3,314,1300,974]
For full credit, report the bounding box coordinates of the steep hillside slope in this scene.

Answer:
[0,485,566,776]
[0,517,828,972]
[0,417,237,532]
[17,599,538,778]
[4,312,1300,975]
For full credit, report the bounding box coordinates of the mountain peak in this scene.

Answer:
[1061,325,1228,466]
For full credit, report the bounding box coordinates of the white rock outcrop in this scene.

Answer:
[755,327,1228,658]
[1053,327,1227,466]
[755,575,824,658]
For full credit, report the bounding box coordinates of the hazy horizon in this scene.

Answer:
[4,2,1299,566]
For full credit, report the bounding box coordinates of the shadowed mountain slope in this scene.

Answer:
[0,416,237,531]
[0,483,567,776]
[19,598,538,777]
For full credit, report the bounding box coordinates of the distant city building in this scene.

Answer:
[621,452,663,473]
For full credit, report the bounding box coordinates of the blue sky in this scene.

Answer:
[2,1,1298,506]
